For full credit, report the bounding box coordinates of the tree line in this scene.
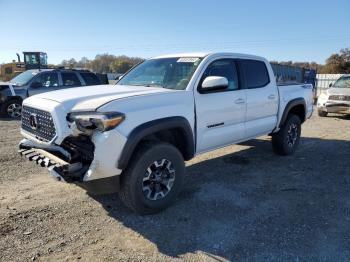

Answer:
[271,48,350,74]
[59,48,350,74]
[60,54,144,74]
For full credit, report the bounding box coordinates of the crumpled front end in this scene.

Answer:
[19,135,94,182]
[18,98,127,194]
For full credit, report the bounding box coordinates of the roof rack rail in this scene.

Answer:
[50,67,91,72]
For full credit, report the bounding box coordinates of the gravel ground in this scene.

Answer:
[0,114,350,262]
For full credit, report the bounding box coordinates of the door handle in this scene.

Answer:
[234,98,245,104]
[268,95,276,100]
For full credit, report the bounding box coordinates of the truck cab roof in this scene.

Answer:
[153,52,266,61]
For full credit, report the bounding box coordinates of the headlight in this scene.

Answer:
[318,93,328,100]
[67,111,125,133]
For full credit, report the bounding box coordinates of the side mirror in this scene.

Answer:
[329,83,333,88]
[117,75,123,80]
[201,76,228,92]
[31,81,43,88]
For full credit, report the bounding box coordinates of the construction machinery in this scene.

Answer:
[0,52,47,81]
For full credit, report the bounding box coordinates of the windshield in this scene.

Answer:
[10,70,38,86]
[333,76,350,88]
[118,57,202,90]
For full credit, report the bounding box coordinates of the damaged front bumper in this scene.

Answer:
[19,139,84,182]
[18,138,120,194]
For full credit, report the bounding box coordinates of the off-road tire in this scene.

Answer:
[119,141,185,215]
[317,110,328,117]
[0,99,22,118]
[272,114,301,156]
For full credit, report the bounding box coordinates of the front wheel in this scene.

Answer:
[272,114,301,156]
[119,141,185,215]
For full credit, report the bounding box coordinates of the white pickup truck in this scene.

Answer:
[19,52,313,214]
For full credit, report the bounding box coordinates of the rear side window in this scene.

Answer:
[240,59,270,88]
[61,72,81,87]
[80,72,101,85]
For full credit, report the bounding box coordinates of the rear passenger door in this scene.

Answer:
[59,72,82,89]
[239,59,278,138]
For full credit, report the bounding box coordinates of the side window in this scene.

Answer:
[36,73,59,87]
[40,53,47,66]
[201,59,239,91]
[25,54,39,65]
[80,72,101,85]
[61,72,81,87]
[240,59,270,88]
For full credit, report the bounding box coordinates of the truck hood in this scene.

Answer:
[328,87,350,96]
[26,84,174,111]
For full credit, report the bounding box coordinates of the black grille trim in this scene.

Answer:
[21,106,56,142]
[329,95,350,101]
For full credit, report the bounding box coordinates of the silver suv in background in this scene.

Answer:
[0,69,102,118]
[317,74,350,117]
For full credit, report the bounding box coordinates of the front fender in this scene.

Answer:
[117,116,194,170]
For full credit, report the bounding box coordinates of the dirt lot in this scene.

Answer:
[0,114,350,262]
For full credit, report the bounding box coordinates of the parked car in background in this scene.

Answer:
[18,52,313,214]
[0,69,102,118]
[317,74,350,117]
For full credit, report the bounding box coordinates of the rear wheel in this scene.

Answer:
[317,110,328,117]
[272,114,301,156]
[0,99,22,118]
[119,141,185,215]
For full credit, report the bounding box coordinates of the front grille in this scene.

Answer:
[329,95,350,101]
[21,106,56,142]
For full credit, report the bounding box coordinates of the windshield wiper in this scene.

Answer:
[120,83,165,88]
[145,84,164,88]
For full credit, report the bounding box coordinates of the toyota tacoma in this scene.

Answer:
[18,52,313,214]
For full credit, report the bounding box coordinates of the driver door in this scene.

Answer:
[194,59,247,153]
[28,72,59,96]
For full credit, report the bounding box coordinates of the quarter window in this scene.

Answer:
[80,72,101,85]
[240,59,270,88]
[61,72,81,87]
[201,59,239,91]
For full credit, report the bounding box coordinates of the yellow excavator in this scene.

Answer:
[0,52,48,81]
